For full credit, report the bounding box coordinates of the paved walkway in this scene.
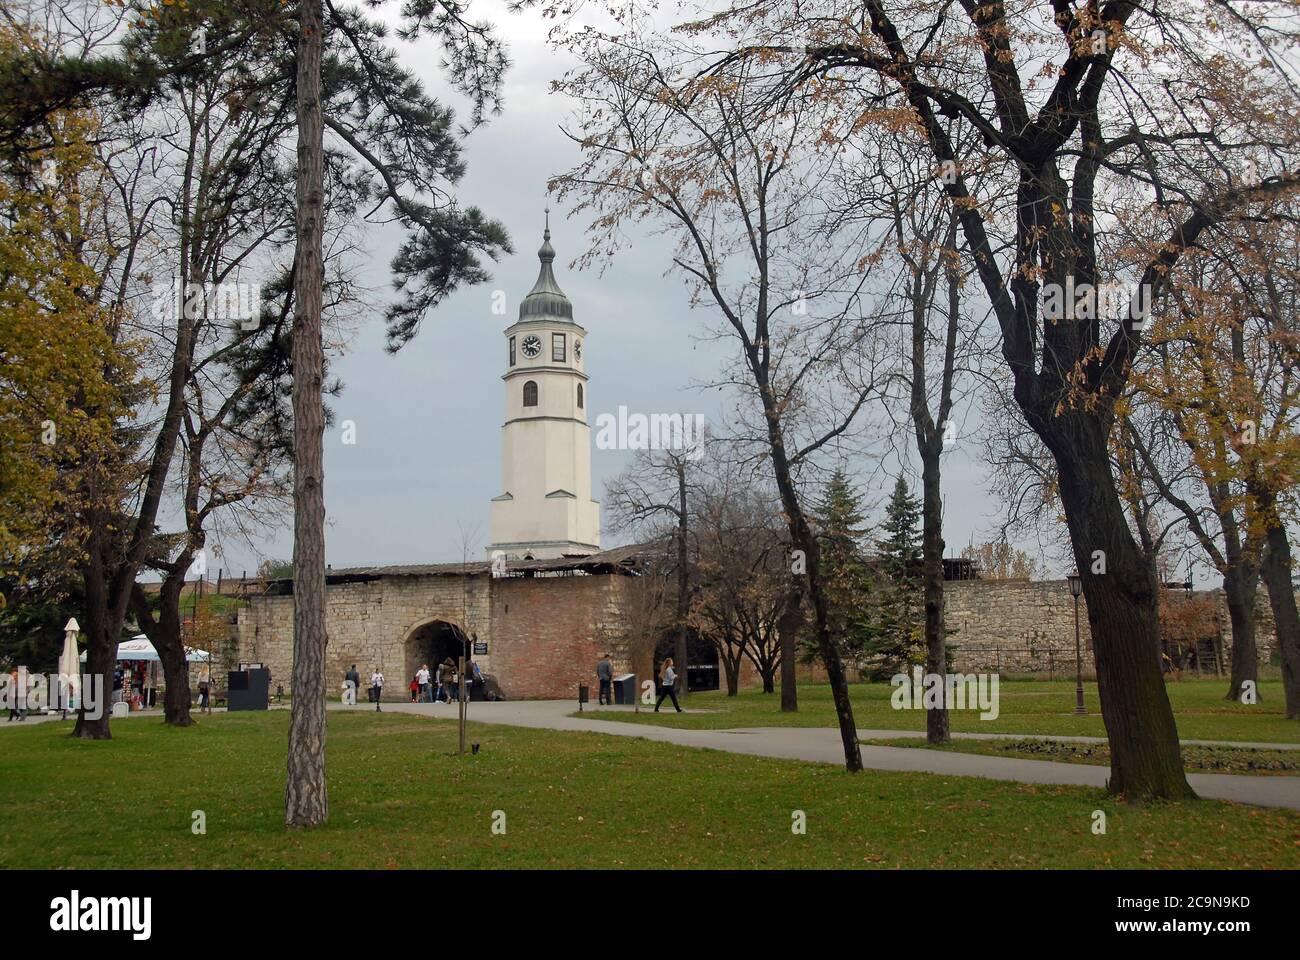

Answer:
[12,699,1299,810]
[359,700,1300,811]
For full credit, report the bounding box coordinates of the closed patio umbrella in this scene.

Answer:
[58,618,80,715]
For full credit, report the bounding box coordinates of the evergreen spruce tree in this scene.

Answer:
[862,475,926,679]
[809,469,874,665]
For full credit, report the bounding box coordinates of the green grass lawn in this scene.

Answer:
[862,737,1300,776]
[576,679,1300,743]
[1,710,1297,868]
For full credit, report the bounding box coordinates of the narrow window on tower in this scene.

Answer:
[577,383,584,409]
[552,332,566,362]
[523,380,538,407]
[509,336,516,366]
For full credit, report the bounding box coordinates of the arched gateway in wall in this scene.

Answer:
[404,618,473,688]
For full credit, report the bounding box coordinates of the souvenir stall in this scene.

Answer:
[82,637,211,711]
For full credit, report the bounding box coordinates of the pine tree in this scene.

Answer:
[862,476,925,679]
[810,469,874,665]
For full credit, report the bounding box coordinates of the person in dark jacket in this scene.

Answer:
[596,654,614,705]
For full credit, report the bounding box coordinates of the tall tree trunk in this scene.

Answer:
[1260,521,1300,719]
[73,267,196,738]
[131,577,194,726]
[74,510,116,739]
[1048,417,1195,799]
[907,227,958,745]
[285,0,329,829]
[778,582,800,712]
[1222,563,1260,702]
[760,390,859,769]
[720,647,741,696]
[920,442,949,744]
[675,465,689,701]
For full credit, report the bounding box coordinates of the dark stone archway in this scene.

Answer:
[405,620,469,693]
[654,629,719,692]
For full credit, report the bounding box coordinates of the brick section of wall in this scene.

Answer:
[489,574,628,700]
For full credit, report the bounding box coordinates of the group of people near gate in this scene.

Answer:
[340,660,483,710]
[409,659,480,703]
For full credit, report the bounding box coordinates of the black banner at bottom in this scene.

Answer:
[6,868,1278,947]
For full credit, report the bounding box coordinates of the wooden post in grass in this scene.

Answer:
[457,629,467,755]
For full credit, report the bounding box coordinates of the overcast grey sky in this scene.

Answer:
[203,2,1040,582]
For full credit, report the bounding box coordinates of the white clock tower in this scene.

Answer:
[488,219,601,560]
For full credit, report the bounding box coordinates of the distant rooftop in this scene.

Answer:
[255,543,652,595]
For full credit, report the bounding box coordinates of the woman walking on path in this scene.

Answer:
[371,668,385,712]
[655,658,683,713]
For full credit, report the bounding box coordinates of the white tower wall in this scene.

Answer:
[488,225,601,559]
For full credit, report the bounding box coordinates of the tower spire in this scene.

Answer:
[519,207,571,320]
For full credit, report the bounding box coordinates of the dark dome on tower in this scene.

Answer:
[518,221,574,322]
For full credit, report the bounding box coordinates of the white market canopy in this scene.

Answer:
[79,635,211,664]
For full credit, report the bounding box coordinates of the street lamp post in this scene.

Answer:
[1068,572,1086,715]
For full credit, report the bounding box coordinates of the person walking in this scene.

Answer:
[7,668,25,722]
[345,664,361,705]
[596,653,614,706]
[434,658,449,702]
[371,667,385,712]
[441,658,455,703]
[409,675,420,702]
[417,663,431,702]
[655,657,683,713]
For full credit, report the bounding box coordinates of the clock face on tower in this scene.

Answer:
[521,335,542,358]
[574,340,582,360]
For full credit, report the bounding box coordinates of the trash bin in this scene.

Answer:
[613,674,637,705]
[578,684,590,708]
[228,667,270,711]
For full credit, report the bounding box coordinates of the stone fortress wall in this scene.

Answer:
[942,578,1285,675]
[236,572,632,701]
[236,574,488,698]
[238,571,1292,699]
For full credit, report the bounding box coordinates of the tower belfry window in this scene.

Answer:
[552,333,566,362]
[509,336,516,366]
[523,380,538,407]
[577,383,584,408]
